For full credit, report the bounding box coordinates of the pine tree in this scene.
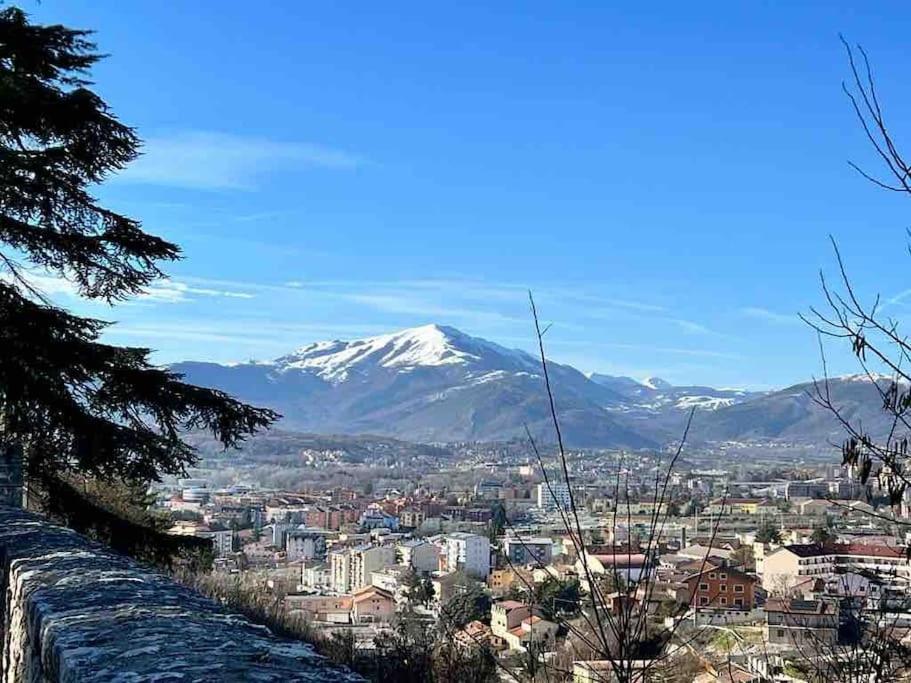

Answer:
[0,8,277,490]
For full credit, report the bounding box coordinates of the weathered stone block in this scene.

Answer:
[0,508,363,682]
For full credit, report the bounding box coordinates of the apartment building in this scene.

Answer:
[329,544,396,593]
[442,532,491,578]
[763,543,909,593]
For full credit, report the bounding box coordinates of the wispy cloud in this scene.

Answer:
[115,130,363,190]
[2,270,255,304]
[741,306,800,325]
[141,280,256,303]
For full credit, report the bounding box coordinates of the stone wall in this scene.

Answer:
[0,507,363,682]
[0,448,22,508]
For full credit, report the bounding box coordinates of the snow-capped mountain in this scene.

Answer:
[588,373,757,412]
[171,324,902,448]
[171,324,652,448]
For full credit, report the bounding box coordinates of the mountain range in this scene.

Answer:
[171,324,894,449]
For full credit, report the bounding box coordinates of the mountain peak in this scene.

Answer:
[642,376,672,390]
[273,324,538,383]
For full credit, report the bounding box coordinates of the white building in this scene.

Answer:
[286,528,328,562]
[301,561,331,590]
[763,543,910,594]
[397,539,441,573]
[536,482,572,512]
[442,532,490,578]
[330,544,396,593]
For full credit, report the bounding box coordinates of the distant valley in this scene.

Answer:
[171,324,894,449]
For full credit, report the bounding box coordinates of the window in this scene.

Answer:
[777,629,785,638]
[720,597,727,605]
[699,596,709,606]
[734,585,744,593]
[720,584,727,592]
[699,583,709,591]
[720,573,727,580]
[734,598,743,607]
[708,573,717,580]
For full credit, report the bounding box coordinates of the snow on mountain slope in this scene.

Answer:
[175,324,889,447]
[171,324,652,448]
[273,324,538,383]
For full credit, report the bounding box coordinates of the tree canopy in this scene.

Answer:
[0,7,277,487]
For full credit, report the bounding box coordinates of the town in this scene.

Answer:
[156,440,911,681]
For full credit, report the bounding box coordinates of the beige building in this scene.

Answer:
[351,585,395,623]
[329,544,396,593]
[490,600,558,652]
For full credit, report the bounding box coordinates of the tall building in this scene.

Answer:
[537,482,572,511]
[442,532,490,578]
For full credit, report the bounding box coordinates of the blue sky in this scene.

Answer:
[24,1,911,389]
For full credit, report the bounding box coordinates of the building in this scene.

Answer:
[576,552,649,590]
[285,528,328,562]
[399,509,425,529]
[704,498,764,516]
[301,561,330,590]
[537,482,572,511]
[169,521,233,558]
[359,507,400,532]
[503,537,553,567]
[351,585,395,623]
[397,539,440,573]
[681,564,758,610]
[442,533,490,578]
[329,544,396,593]
[764,598,838,647]
[474,480,504,498]
[762,543,909,593]
[285,594,353,624]
[785,481,831,500]
[490,600,557,653]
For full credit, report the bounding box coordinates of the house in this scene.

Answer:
[764,598,838,647]
[500,615,558,653]
[351,585,395,623]
[491,600,533,637]
[285,594,353,624]
[454,620,497,650]
[575,552,649,590]
[762,543,909,594]
[490,599,557,652]
[681,564,758,610]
